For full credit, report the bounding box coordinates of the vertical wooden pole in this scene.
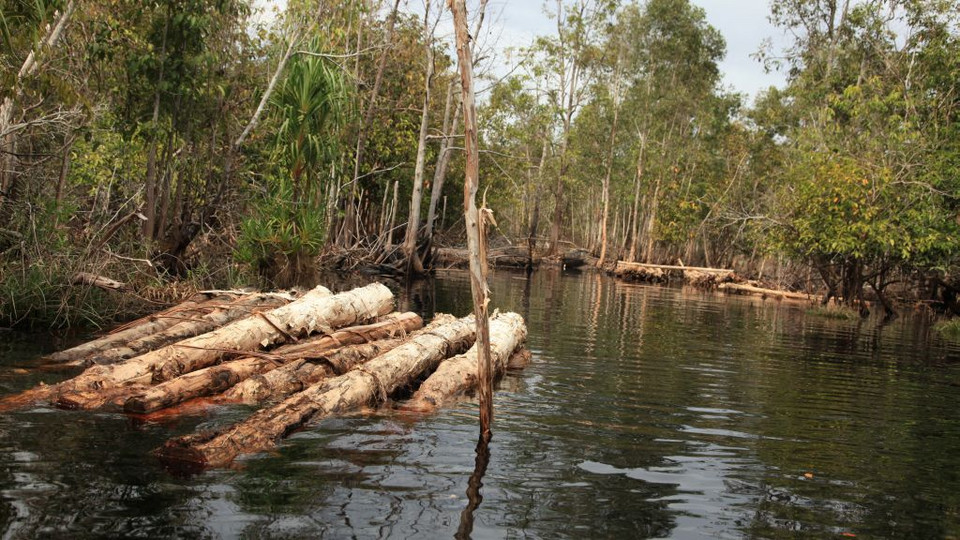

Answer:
[449,0,493,443]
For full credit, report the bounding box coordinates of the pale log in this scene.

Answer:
[54,283,393,410]
[157,314,476,468]
[403,312,526,412]
[43,292,238,364]
[80,292,298,367]
[718,282,819,302]
[216,337,406,405]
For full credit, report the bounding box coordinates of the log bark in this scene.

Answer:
[86,292,298,367]
[222,312,423,403]
[43,292,240,364]
[403,312,526,412]
[157,314,476,468]
[54,284,393,410]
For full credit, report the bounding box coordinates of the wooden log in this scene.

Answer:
[616,261,735,275]
[718,282,819,302]
[209,338,406,407]
[127,313,423,413]
[402,312,526,412]
[72,272,126,291]
[43,292,238,364]
[54,283,394,410]
[222,313,423,403]
[76,292,298,367]
[157,313,476,468]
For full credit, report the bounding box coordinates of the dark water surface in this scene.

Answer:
[1,269,959,539]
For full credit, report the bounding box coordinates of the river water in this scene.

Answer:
[0,269,958,539]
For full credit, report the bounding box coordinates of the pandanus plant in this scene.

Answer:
[270,38,352,208]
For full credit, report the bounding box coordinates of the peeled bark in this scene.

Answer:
[403,312,526,412]
[221,312,424,403]
[43,293,239,364]
[88,292,298,367]
[157,314,476,468]
[54,284,393,410]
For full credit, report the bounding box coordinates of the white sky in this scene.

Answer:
[254,0,791,103]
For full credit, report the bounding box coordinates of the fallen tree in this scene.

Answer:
[157,313,476,468]
[403,311,526,412]
[718,282,819,303]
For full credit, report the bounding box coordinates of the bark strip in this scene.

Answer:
[157,314,476,468]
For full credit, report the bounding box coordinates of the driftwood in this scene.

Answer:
[43,292,241,364]
[73,291,298,367]
[72,272,126,292]
[718,282,819,302]
[403,312,526,412]
[52,283,393,410]
[157,314,476,468]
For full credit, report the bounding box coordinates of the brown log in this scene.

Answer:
[718,282,819,302]
[403,312,526,412]
[54,283,393,410]
[157,314,476,468]
[76,292,298,367]
[123,357,281,414]
[43,292,238,364]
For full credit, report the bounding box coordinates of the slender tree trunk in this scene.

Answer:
[450,0,493,443]
[143,12,170,242]
[424,81,461,261]
[0,0,77,219]
[402,0,436,275]
[341,0,402,247]
[597,63,623,267]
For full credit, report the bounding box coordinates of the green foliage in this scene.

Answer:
[934,317,960,341]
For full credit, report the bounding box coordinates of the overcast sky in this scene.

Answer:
[255,0,792,102]
[476,0,790,102]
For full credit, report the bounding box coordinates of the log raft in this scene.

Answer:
[157,314,479,467]
[2,282,533,470]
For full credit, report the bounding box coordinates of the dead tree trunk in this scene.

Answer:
[402,0,437,275]
[53,284,393,410]
[450,0,494,442]
[404,312,526,411]
[157,314,476,468]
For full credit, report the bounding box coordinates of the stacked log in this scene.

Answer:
[127,313,424,412]
[2,281,534,471]
[612,261,736,286]
[157,314,479,467]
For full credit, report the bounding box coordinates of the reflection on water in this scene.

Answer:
[0,269,959,538]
